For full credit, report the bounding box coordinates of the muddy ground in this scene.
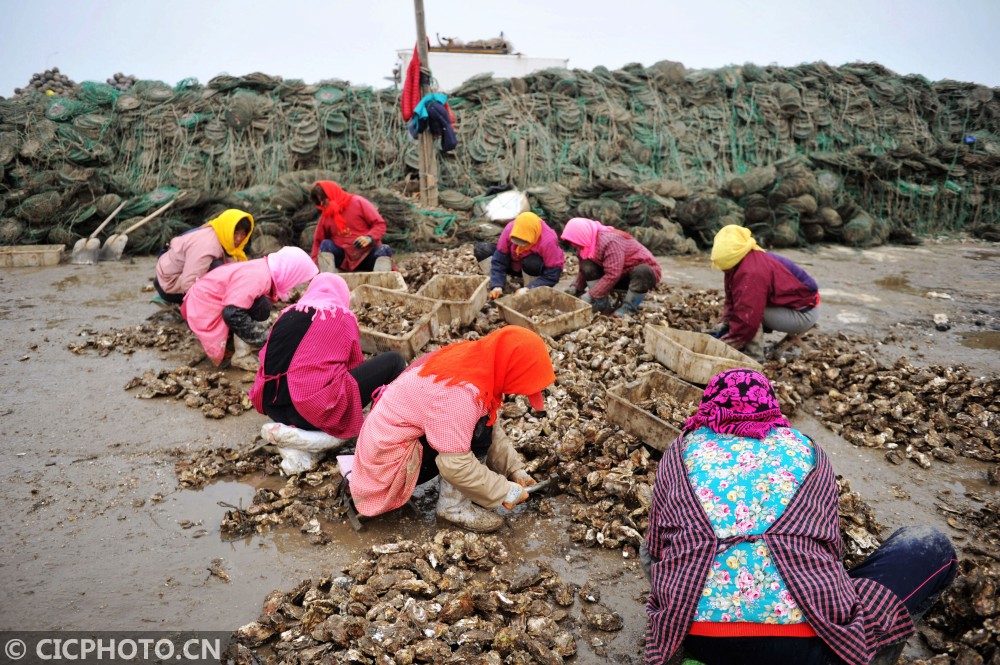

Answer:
[0,240,997,663]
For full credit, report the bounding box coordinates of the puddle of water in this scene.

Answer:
[873,275,922,295]
[959,331,1000,351]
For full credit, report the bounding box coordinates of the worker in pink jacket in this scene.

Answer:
[181,247,317,371]
[154,209,254,304]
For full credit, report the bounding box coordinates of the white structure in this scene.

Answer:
[395,49,569,92]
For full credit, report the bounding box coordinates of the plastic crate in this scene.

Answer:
[495,286,593,338]
[606,370,703,451]
[350,285,441,361]
[644,324,762,385]
[0,244,64,267]
[416,274,490,326]
[339,270,407,292]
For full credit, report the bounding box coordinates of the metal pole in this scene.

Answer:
[413,0,439,207]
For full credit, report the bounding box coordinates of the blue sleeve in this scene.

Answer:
[530,265,563,288]
[490,249,511,289]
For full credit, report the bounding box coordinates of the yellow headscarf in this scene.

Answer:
[510,212,542,259]
[206,209,254,262]
[711,224,761,271]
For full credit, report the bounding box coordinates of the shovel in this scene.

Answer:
[70,200,127,265]
[99,199,176,262]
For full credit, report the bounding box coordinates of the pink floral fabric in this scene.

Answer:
[683,425,815,624]
[682,369,790,439]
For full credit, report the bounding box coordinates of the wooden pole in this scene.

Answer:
[414,0,439,208]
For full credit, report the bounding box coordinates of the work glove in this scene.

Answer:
[502,481,529,510]
[510,469,536,489]
[514,287,529,296]
[353,235,373,249]
[591,296,613,314]
[488,287,503,300]
[580,292,594,305]
[565,284,582,297]
[705,321,730,339]
[248,295,272,321]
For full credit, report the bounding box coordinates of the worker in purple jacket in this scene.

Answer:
[643,368,956,665]
[708,225,821,359]
[473,212,565,299]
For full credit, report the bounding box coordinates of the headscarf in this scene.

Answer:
[561,217,631,261]
[314,181,354,234]
[711,224,762,271]
[265,247,319,301]
[510,212,543,260]
[418,325,556,425]
[682,368,790,439]
[206,208,254,262]
[288,273,353,321]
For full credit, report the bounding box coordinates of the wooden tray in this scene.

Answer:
[0,244,64,267]
[644,324,762,385]
[495,286,593,338]
[606,370,703,451]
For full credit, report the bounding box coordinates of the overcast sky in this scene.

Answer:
[1,0,998,98]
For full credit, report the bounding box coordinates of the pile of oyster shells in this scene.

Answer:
[124,366,252,418]
[231,530,627,664]
[765,333,998,465]
[68,317,196,357]
[355,301,434,336]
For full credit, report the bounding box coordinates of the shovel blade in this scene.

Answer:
[99,234,128,261]
[71,237,102,265]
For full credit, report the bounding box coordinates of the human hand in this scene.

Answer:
[514,287,529,296]
[488,287,503,300]
[353,235,373,248]
[720,334,744,350]
[502,481,529,510]
[510,469,536,488]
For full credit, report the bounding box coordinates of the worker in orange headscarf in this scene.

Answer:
[351,326,556,533]
[309,181,393,273]
[473,212,565,298]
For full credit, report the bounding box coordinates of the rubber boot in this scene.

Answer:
[478,257,492,276]
[230,336,260,372]
[741,327,766,362]
[614,289,646,317]
[436,478,504,533]
[318,252,337,274]
[374,256,392,272]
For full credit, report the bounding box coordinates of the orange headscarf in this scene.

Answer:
[417,326,555,424]
[313,181,354,234]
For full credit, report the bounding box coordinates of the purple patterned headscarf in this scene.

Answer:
[681,368,789,439]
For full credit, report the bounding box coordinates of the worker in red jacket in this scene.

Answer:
[709,225,820,359]
[309,181,393,273]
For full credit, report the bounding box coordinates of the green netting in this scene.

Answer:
[77,82,120,106]
[46,97,91,121]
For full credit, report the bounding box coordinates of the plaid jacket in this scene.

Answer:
[645,437,913,665]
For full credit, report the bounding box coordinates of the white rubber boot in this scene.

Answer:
[231,337,260,372]
[373,256,392,272]
[318,252,337,273]
[436,478,504,533]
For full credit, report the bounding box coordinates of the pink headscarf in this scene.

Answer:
[561,217,610,260]
[682,369,790,439]
[288,273,353,321]
[266,247,319,301]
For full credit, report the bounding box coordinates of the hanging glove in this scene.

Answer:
[353,235,373,248]
[488,287,503,300]
[502,481,529,510]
